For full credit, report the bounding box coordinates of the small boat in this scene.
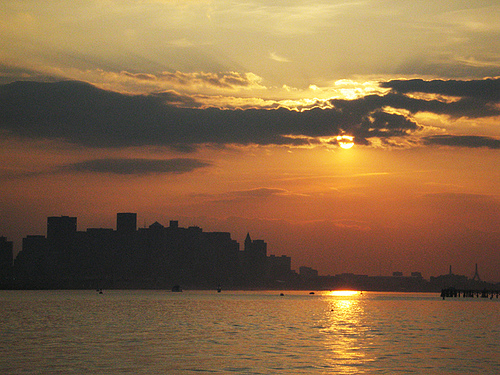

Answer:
[171,285,182,292]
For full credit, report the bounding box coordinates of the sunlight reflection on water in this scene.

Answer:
[0,290,498,374]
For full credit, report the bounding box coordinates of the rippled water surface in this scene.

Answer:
[1,290,498,374]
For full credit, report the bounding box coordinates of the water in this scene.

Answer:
[0,290,498,374]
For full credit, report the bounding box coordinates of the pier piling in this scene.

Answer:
[441,288,499,300]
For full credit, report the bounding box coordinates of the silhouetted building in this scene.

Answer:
[0,236,13,281]
[132,220,241,288]
[47,216,77,242]
[14,235,48,285]
[117,213,137,234]
[267,255,292,281]
[241,233,267,285]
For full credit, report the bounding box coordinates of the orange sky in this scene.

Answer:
[1,0,499,281]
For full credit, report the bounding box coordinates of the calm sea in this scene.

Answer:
[0,290,498,374]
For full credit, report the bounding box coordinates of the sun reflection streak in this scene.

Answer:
[317,291,373,372]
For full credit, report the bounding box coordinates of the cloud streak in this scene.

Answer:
[120,70,265,91]
[62,158,211,175]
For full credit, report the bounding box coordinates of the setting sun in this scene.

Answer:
[337,135,355,149]
[328,290,360,297]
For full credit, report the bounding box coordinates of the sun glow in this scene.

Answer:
[328,290,360,297]
[337,135,354,149]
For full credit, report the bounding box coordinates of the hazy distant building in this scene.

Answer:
[267,255,292,281]
[299,266,318,280]
[429,272,469,289]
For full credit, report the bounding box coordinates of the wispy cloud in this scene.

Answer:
[192,187,299,204]
[269,52,291,63]
[120,70,265,90]
[62,158,211,175]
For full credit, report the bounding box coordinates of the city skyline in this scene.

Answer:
[1,212,497,284]
[1,1,499,282]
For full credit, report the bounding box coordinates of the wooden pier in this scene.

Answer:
[441,288,500,300]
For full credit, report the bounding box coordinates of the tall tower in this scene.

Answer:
[472,263,481,281]
[242,233,267,285]
[117,213,137,234]
[244,233,252,251]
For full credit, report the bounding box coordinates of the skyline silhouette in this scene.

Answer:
[1,212,498,290]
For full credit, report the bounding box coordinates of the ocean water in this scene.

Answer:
[0,290,498,374]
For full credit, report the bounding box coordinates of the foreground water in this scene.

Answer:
[0,290,498,374]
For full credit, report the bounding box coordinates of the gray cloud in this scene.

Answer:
[0,79,499,151]
[422,135,500,149]
[0,64,57,85]
[63,158,211,175]
[377,78,500,118]
[380,78,500,101]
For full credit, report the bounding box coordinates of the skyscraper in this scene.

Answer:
[0,236,13,280]
[47,216,77,244]
[117,213,137,233]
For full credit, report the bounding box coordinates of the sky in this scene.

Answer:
[1,0,499,282]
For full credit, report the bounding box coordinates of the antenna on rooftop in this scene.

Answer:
[472,263,481,281]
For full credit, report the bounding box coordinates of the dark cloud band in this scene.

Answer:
[380,78,500,102]
[0,79,498,150]
[422,135,500,149]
